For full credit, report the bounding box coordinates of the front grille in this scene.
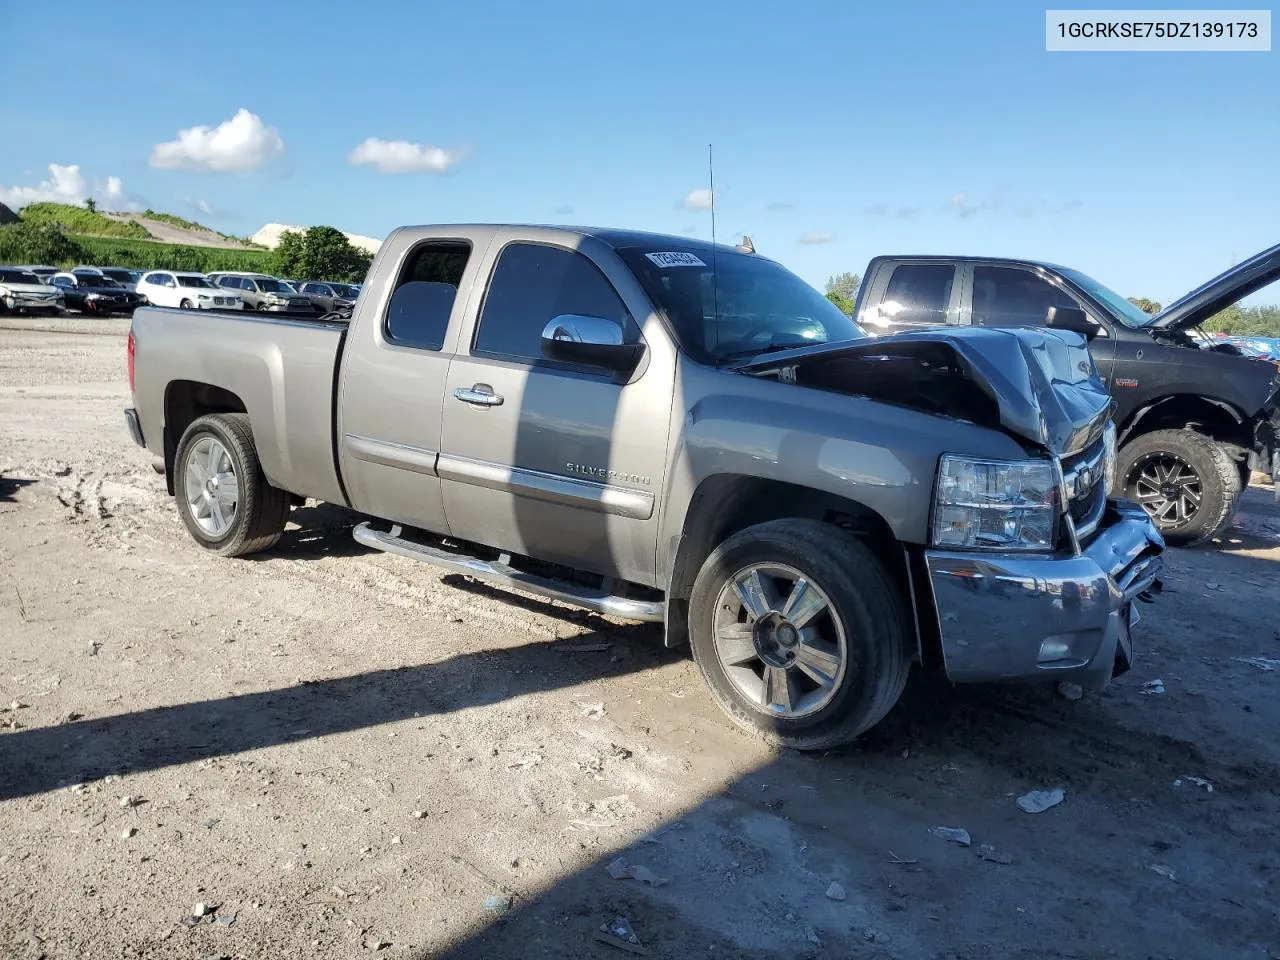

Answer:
[1061,432,1108,541]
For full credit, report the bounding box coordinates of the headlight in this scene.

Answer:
[933,455,1059,551]
[197,294,211,300]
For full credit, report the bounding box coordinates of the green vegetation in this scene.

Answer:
[142,209,210,233]
[1202,304,1280,337]
[1126,296,1162,315]
[0,221,88,265]
[270,226,373,283]
[19,202,151,239]
[69,234,275,273]
[1129,293,1280,336]
[824,271,861,316]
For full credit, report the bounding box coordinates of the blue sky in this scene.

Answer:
[2,0,1276,303]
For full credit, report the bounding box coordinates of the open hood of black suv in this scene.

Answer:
[1145,241,1280,331]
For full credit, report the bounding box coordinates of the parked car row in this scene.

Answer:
[0,263,364,317]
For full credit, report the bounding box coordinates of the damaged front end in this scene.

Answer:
[734,327,1167,688]
[1248,392,1280,501]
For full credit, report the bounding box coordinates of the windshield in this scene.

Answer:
[94,278,123,289]
[331,283,358,298]
[100,269,132,284]
[0,269,40,284]
[616,247,867,363]
[178,276,214,288]
[257,279,292,293]
[1057,267,1152,329]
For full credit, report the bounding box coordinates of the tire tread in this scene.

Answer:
[1117,429,1239,547]
[689,518,912,751]
[175,413,289,557]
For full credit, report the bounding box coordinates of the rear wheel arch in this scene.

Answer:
[162,380,249,494]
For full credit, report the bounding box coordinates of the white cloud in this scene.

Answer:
[0,163,89,208]
[348,138,460,174]
[681,188,714,211]
[150,109,285,172]
[799,231,835,245]
[0,164,137,210]
[949,190,1003,219]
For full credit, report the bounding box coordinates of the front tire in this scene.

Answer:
[174,413,290,557]
[688,518,912,751]
[1117,429,1241,546]
[180,298,193,310]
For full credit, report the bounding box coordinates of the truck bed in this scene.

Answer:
[129,306,349,506]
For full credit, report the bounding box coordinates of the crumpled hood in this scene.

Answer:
[730,327,1113,457]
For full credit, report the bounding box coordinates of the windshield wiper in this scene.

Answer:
[715,343,812,364]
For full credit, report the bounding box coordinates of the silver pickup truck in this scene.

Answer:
[124,224,1165,749]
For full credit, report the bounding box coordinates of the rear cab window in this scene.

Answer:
[865,263,957,329]
[383,241,472,351]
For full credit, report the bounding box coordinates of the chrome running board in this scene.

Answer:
[353,522,665,623]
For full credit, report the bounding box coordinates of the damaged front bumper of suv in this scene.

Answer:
[924,499,1165,688]
[1248,402,1280,500]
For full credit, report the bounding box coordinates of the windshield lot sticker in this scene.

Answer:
[645,252,707,268]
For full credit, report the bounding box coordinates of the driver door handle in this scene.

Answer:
[454,384,504,407]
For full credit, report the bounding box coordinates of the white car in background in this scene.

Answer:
[0,266,65,315]
[136,271,244,310]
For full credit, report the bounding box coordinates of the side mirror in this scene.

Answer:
[541,314,644,371]
[1045,305,1099,341]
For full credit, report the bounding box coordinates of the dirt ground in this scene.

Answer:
[2,317,1279,960]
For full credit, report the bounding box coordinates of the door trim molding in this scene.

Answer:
[437,453,654,520]
[345,434,439,476]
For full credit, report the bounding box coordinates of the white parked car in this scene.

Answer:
[136,271,244,310]
[0,266,65,315]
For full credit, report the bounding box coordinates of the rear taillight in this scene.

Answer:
[127,330,136,393]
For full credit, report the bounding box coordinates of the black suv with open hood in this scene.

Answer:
[852,243,1280,546]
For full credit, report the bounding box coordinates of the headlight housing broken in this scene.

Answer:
[933,455,1059,551]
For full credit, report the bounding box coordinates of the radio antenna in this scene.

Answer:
[708,143,721,351]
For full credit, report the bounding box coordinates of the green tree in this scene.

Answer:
[85,197,97,213]
[1126,296,1161,315]
[0,221,87,265]
[1202,303,1280,337]
[271,226,372,283]
[271,230,307,278]
[824,271,861,316]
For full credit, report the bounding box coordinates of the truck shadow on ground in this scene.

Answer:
[425,668,1280,960]
[245,501,376,562]
[0,474,36,503]
[0,625,668,803]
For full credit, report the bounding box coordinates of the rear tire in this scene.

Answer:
[688,518,912,750]
[174,413,290,557]
[1117,429,1240,547]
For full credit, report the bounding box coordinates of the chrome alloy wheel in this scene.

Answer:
[1127,452,1201,529]
[712,562,848,719]
[184,436,239,537]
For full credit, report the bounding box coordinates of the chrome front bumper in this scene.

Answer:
[924,499,1165,688]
